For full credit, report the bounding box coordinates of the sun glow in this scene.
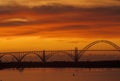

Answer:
[0,0,119,51]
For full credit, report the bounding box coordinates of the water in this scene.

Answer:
[0,68,120,81]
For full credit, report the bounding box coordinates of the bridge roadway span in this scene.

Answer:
[0,40,120,63]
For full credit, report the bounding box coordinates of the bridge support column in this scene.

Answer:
[42,50,46,64]
[74,47,79,63]
[16,53,24,68]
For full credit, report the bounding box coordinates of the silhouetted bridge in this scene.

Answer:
[0,40,120,63]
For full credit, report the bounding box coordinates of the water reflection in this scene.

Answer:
[0,68,120,81]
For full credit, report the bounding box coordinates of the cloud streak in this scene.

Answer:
[0,4,119,38]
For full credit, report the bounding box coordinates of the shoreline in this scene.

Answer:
[0,60,120,69]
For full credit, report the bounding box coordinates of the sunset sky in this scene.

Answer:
[0,0,120,51]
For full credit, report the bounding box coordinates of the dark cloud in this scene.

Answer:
[0,5,28,15]
[31,4,76,14]
[47,24,120,31]
[0,21,29,27]
[30,4,120,17]
[0,4,120,15]
[46,25,91,31]
[0,4,120,26]
[0,4,119,38]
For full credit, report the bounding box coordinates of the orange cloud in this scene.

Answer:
[0,4,119,39]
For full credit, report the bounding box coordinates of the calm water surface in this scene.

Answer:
[0,68,120,81]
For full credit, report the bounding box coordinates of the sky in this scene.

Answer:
[0,0,120,51]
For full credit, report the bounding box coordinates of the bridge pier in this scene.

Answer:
[74,47,79,63]
[42,50,46,64]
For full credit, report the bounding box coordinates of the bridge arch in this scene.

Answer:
[78,40,120,59]
[0,54,19,62]
[48,51,74,61]
[20,53,43,62]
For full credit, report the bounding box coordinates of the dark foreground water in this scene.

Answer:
[0,68,120,81]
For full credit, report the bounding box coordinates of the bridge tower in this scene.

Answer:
[74,47,79,63]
